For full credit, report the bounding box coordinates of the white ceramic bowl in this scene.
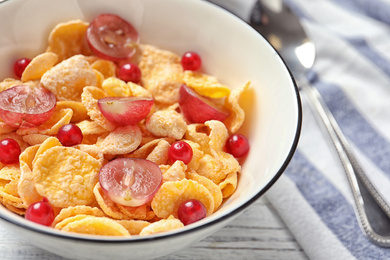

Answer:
[0,0,302,259]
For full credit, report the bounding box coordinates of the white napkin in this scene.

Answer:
[208,0,390,259]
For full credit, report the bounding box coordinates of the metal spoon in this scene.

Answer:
[250,0,390,247]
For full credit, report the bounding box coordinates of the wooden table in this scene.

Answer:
[0,197,308,260]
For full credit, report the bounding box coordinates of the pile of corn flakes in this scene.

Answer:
[0,18,250,236]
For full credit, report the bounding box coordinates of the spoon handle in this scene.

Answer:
[300,79,390,246]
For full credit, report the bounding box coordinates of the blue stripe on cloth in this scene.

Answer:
[326,0,390,26]
[286,151,390,259]
[307,71,390,177]
[346,37,390,79]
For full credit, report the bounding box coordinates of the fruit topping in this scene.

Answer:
[99,158,162,207]
[178,84,229,123]
[98,96,154,126]
[118,63,141,83]
[0,138,21,164]
[181,51,202,71]
[57,123,83,146]
[25,197,55,226]
[178,199,207,225]
[13,58,31,78]
[168,141,193,165]
[86,13,140,61]
[225,134,250,158]
[0,85,56,128]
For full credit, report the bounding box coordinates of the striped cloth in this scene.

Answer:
[208,0,390,259]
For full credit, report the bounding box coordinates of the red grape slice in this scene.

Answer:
[0,85,56,128]
[178,84,229,123]
[86,13,140,61]
[99,158,162,207]
[97,96,154,126]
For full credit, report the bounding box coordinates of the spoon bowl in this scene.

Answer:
[250,0,315,75]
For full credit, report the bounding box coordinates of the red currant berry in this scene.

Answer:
[178,199,207,225]
[168,141,193,164]
[13,58,31,78]
[118,63,141,83]
[0,138,21,164]
[225,134,250,158]
[57,124,83,146]
[181,51,201,71]
[25,197,55,226]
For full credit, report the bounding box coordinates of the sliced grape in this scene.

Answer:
[86,13,140,61]
[178,84,229,123]
[99,158,162,207]
[0,85,56,128]
[97,96,154,126]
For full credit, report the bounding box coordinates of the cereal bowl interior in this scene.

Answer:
[0,0,301,259]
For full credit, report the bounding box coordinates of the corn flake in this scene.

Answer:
[139,45,184,104]
[33,136,62,166]
[116,220,151,235]
[0,78,23,92]
[186,170,223,211]
[151,179,214,219]
[125,138,173,159]
[0,166,21,197]
[16,108,73,136]
[102,77,130,97]
[22,134,51,146]
[41,55,98,101]
[145,139,171,165]
[21,52,58,82]
[219,172,238,198]
[127,82,152,98]
[76,120,107,136]
[96,125,142,155]
[0,121,18,135]
[161,160,186,183]
[184,140,203,171]
[183,71,230,98]
[117,203,155,221]
[74,144,104,165]
[91,59,117,79]
[139,215,183,236]
[225,81,251,133]
[60,215,131,236]
[56,101,89,123]
[53,206,106,227]
[0,196,25,215]
[146,109,187,140]
[81,86,116,131]
[33,146,100,208]
[54,214,90,230]
[93,183,132,220]
[18,145,41,206]
[46,20,92,61]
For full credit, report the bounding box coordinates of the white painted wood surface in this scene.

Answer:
[0,197,307,260]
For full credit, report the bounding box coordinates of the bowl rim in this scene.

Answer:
[0,0,302,243]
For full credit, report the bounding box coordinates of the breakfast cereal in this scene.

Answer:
[0,13,251,236]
